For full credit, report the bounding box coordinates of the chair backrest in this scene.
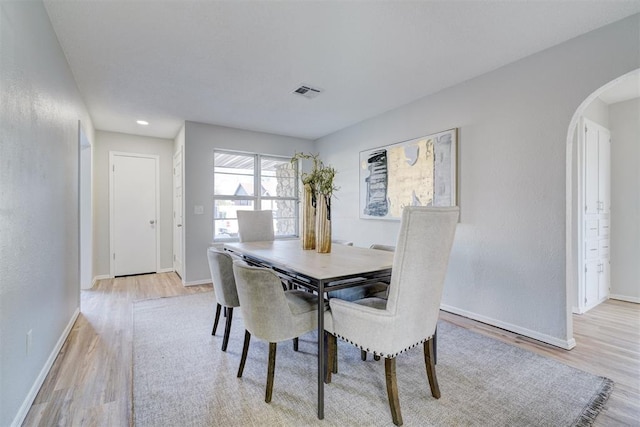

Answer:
[369,243,395,252]
[232,261,298,342]
[237,210,275,242]
[385,206,458,351]
[207,248,240,307]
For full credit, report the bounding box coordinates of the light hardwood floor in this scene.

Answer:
[23,273,639,426]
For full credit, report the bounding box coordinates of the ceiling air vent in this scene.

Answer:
[292,84,323,99]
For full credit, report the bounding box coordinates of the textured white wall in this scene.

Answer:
[314,15,640,347]
[0,2,94,425]
[609,98,640,301]
[182,121,314,283]
[93,130,175,277]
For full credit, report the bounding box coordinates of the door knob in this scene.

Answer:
[177,224,182,227]
[150,220,155,225]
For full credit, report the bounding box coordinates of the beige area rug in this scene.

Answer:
[133,292,612,426]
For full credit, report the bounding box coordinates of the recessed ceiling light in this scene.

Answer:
[136,120,149,125]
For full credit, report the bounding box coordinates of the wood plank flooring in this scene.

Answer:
[22,273,639,426]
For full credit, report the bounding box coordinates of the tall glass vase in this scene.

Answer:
[301,183,316,250]
[316,193,332,253]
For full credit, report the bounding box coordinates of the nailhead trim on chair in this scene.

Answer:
[332,333,434,358]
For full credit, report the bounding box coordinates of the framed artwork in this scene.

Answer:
[359,128,457,220]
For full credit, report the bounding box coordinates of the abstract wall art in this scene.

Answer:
[359,128,457,220]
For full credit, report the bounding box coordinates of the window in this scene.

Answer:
[213,150,298,241]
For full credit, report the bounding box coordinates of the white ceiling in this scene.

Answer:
[43,1,640,141]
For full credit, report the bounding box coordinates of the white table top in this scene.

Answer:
[224,240,394,282]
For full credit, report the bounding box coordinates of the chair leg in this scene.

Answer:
[266,342,277,403]
[385,357,403,426]
[293,337,299,351]
[423,338,441,399]
[433,327,438,365]
[324,332,336,383]
[221,307,233,351]
[237,330,251,378]
[361,350,367,361]
[212,303,221,335]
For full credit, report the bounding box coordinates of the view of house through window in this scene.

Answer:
[213,150,298,240]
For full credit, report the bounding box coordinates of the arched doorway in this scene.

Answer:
[565,68,640,340]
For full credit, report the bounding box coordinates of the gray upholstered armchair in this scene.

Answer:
[233,261,329,403]
[236,210,274,242]
[324,206,459,426]
[207,248,240,352]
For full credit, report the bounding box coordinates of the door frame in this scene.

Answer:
[173,147,184,279]
[78,122,93,290]
[109,151,161,277]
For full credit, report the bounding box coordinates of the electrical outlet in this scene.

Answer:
[26,329,33,356]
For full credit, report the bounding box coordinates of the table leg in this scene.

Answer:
[317,279,324,419]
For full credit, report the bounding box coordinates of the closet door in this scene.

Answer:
[580,118,611,313]
[598,131,611,214]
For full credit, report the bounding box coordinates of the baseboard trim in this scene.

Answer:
[183,279,212,287]
[440,304,576,350]
[609,294,640,304]
[12,308,80,427]
[157,268,174,274]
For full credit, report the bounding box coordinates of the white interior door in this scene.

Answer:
[110,152,159,276]
[173,149,184,278]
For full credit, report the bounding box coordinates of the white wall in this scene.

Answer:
[0,2,94,425]
[609,98,640,302]
[182,121,314,283]
[93,130,175,277]
[314,14,640,348]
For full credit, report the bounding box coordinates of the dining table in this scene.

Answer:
[223,239,394,419]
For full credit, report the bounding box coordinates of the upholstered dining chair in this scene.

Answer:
[358,243,395,362]
[207,247,240,352]
[331,239,353,246]
[237,210,274,242]
[324,206,459,426]
[232,261,328,403]
[326,241,389,302]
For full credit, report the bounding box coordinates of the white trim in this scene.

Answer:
[11,308,80,427]
[158,268,175,274]
[609,294,640,304]
[183,278,212,287]
[441,304,576,350]
[109,151,161,277]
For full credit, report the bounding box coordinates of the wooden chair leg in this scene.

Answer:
[237,330,251,377]
[332,336,338,374]
[361,350,367,361]
[424,338,441,399]
[212,303,221,335]
[266,342,277,403]
[433,327,438,365]
[293,337,299,351]
[324,332,337,383]
[221,307,233,351]
[385,357,403,426]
